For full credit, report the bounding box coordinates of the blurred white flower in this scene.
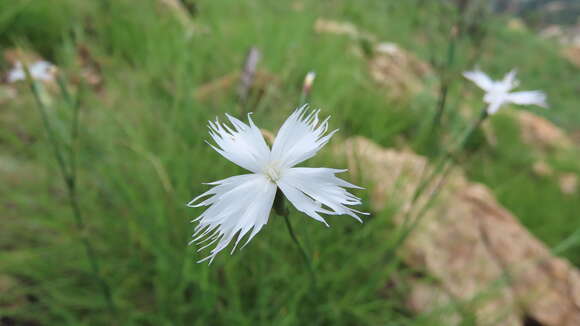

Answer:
[7,60,56,83]
[463,69,548,114]
[188,106,366,263]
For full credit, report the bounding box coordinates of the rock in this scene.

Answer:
[291,1,304,11]
[314,19,432,100]
[540,24,580,45]
[313,18,376,41]
[515,111,572,152]
[368,43,433,100]
[563,45,580,68]
[507,18,527,32]
[336,136,580,326]
[559,173,578,195]
[532,160,554,177]
[314,19,358,37]
[539,25,564,41]
[405,281,462,325]
[375,42,400,55]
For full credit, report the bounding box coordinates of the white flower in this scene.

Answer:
[188,106,366,263]
[7,60,56,83]
[463,69,548,114]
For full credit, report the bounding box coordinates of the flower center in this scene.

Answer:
[485,85,509,103]
[263,161,282,183]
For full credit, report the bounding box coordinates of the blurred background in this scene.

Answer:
[1,0,580,325]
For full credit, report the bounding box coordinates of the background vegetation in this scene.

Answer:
[1,0,579,325]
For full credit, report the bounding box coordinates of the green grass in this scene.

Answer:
[1,0,580,325]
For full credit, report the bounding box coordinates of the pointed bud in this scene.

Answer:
[302,71,316,95]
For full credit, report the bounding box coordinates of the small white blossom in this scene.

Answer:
[188,106,366,263]
[463,69,548,114]
[7,61,56,83]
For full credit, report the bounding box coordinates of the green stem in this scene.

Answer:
[298,86,311,108]
[31,82,70,179]
[432,83,449,131]
[282,213,317,288]
[274,191,317,287]
[455,105,488,150]
[298,93,307,107]
[70,184,116,313]
[395,107,488,259]
[392,160,454,253]
[406,105,488,225]
[431,23,459,132]
[28,77,116,314]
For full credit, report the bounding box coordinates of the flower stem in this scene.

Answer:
[282,214,317,287]
[406,105,489,224]
[394,106,489,260]
[455,105,488,150]
[274,191,317,287]
[431,23,459,134]
[27,73,116,314]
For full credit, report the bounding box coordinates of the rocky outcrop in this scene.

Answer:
[337,136,580,326]
[515,111,573,152]
[368,42,433,100]
[314,18,377,41]
[511,111,578,195]
[563,45,580,68]
[313,18,433,100]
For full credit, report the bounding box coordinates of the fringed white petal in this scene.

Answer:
[463,69,494,92]
[277,167,367,225]
[207,113,271,173]
[270,105,337,169]
[486,101,504,115]
[189,173,277,264]
[501,69,519,90]
[507,91,548,108]
[465,68,548,115]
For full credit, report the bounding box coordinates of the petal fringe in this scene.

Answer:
[189,173,277,264]
[277,167,367,225]
[270,105,337,169]
[207,113,271,173]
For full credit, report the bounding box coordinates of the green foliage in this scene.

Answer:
[1,0,579,325]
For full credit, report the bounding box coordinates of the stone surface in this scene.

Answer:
[563,45,580,68]
[532,160,554,177]
[559,173,578,195]
[337,136,580,326]
[515,110,572,151]
[314,19,432,100]
[367,43,433,100]
[314,18,376,41]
